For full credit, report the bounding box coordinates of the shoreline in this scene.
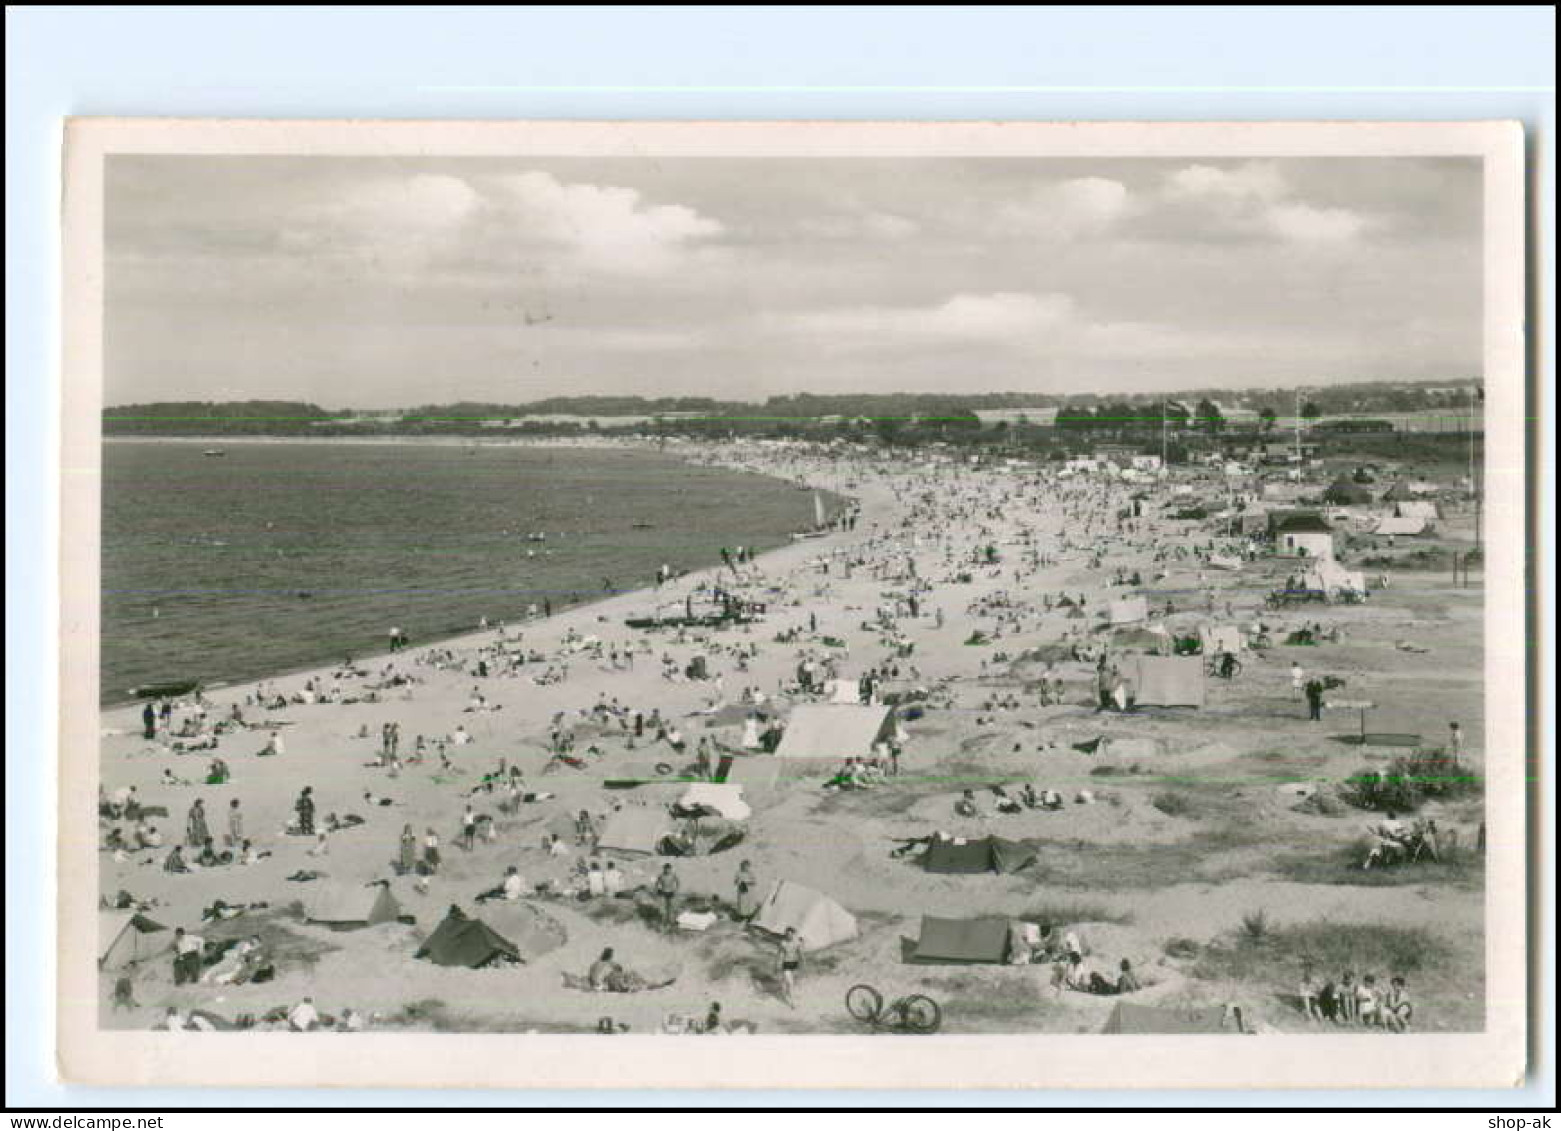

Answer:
[100,444,863,718]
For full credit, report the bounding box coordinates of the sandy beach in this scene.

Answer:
[95,440,1487,1036]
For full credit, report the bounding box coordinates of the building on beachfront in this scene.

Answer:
[1271,512,1336,560]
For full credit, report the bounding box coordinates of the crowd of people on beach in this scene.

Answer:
[97,438,1477,1036]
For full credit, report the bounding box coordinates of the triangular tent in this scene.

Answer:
[773,704,893,760]
[907,916,1010,964]
[1134,655,1206,708]
[1101,1001,1229,1034]
[304,881,402,929]
[826,678,864,704]
[749,880,858,952]
[99,911,170,970]
[1108,596,1149,625]
[922,837,1035,875]
[1198,625,1244,655]
[676,782,751,820]
[1323,478,1372,505]
[596,804,671,854]
[1374,515,1429,536]
[415,905,521,968]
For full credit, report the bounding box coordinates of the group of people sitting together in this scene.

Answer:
[1361,811,1445,870]
[953,785,1065,817]
[1299,966,1414,1030]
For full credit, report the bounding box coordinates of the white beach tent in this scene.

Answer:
[304,881,404,929]
[773,704,895,760]
[1374,516,1431,537]
[1108,595,1150,626]
[677,782,752,821]
[826,678,863,705]
[99,911,172,970]
[750,880,859,952]
[596,804,671,854]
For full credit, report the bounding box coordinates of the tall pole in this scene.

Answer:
[1294,387,1302,465]
[1470,385,1481,551]
[1161,400,1167,468]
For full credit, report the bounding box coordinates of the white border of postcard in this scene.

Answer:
[58,119,1528,1090]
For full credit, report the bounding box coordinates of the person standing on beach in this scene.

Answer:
[186,799,210,848]
[461,804,478,851]
[225,799,244,848]
[423,828,441,874]
[294,787,315,836]
[775,927,803,1008]
[654,863,680,932]
[142,701,156,740]
[733,860,758,920]
[398,824,417,873]
[1304,678,1325,722]
[1290,661,1304,701]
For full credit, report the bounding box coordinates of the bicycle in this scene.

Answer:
[845,984,942,1034]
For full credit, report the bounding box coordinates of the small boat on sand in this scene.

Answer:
[202,448,226,457]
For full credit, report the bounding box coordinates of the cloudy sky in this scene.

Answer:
[106,155,1482,407]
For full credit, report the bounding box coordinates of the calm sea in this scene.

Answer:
[101,441,819,704]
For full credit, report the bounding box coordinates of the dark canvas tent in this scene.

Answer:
[99,911,170,970]
[1134,655,1206,708]
[415,905,521,968]
[922,836,1036,875]
[1323,478,1372,505]
[907,916,1011,964]
[1100,1001,1229,1034]
[303,881,403,929]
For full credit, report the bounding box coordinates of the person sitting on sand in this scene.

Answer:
[287,997,320,1032]
[163,844,190,873]
[1355,974,1381,1027]
[1115,959,1141,994]
[603,860,626,897]
[588,947,625,992]
[954,790,980,818]
[477,865,526,904]
[1382,976,1413,1032]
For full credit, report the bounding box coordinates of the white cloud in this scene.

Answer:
[492,171,723,275]
[799,210,920,241]
[1265,202,1370,245]
[999,176,1132,239]
[1166,161,1287,203]
[789,291,1076,341]
[1161,161,1371,247]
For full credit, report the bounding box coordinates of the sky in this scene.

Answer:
[105,155,1484,408]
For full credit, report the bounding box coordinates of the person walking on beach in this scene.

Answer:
[225,799,244,848]
[1304,678,1325,722]
[733,860,758,921]
[775,927,803,1008]
[185,799,210,849]
[294,787,315,836]
[654,863,680,932]
[398,824,417,874]
[461,804,478,851]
